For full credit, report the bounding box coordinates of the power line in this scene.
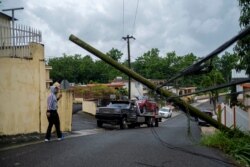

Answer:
[157,26,250,89]
[132,0,140,36]
[169,78,250,99]
[150,127,236,166]
[122,0,125,36]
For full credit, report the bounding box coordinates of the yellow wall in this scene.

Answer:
[82,101,97,116]
[0,43,73,135]
[0,43,44,135]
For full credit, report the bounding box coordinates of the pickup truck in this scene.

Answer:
[137,99,159,114]
[95,100,160,129]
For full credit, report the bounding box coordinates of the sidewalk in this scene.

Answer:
[0,111,92,151]
[0,131,73,151]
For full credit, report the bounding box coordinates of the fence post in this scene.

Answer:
[233,106,236,129]
[224,106,226,126]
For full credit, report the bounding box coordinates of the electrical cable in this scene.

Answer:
[132,0,140,36]
[150,127,236,166]
[157,26,250,89]
[122,0,125,36]
[168,78,250,99]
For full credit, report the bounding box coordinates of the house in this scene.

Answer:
[231,69,249,101]
[178,87,197,96]
[116,78,144,98]
[217,69,250,132]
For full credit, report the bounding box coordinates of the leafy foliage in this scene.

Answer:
[74,85,117,100]
[201,130,250,167]
[47,48,239,94]
[234,0,250,74]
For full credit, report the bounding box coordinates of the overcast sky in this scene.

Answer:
[1,0,241,61]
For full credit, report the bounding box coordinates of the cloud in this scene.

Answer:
[1,0,240,60]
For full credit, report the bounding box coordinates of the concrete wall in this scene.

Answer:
[0,43,73,135]
[82,101,97,116]
[0,43,44,135]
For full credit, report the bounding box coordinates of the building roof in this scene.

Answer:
[242,83,250,89]
[0,12,17,21]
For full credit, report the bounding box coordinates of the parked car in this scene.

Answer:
[198,109,213,126]
[159,107,172,118]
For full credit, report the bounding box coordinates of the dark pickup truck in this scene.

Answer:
[95,100,159,129]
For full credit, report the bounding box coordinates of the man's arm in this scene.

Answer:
[57,94,62,101]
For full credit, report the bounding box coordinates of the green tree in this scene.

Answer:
[106,48,123,62]
[133,48,165,79]
[94,48,124,83]
[234,0,250,74]
[218,52,239,82]
[201,69,225,112]
[162,51,180,80]
[48,54,95,84]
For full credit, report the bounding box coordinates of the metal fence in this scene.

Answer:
[0,24,42,58]
[220,103,249,132]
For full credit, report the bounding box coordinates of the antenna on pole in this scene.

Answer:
[122,35,135,99]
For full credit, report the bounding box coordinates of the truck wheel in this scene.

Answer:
[128,124,135,128]
[155,119,159,127]
[97,120,103,128]
[147,117,154,127]
[120,117,128,129]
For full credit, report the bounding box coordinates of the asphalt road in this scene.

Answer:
[0,113,237,167]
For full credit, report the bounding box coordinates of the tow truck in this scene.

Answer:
[95,100,160,129]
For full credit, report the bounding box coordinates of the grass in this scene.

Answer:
[201,129,250,167]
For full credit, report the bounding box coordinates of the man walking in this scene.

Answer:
[45,86,63,141]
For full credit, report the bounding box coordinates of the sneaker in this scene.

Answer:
[57,135,64,141]
[44,139,49,142]
[57,138,63,141]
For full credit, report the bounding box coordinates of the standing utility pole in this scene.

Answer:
[122,35,135,99]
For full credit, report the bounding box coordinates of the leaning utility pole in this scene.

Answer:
[122,35,135,99]
[69,34,233,132]
[69,26,250,133]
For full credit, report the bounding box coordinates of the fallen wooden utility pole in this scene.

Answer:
[69,34,230,131]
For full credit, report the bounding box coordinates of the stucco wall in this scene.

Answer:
[0,43,44,135]
[0,43,73,135]
[82,101,97,116]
